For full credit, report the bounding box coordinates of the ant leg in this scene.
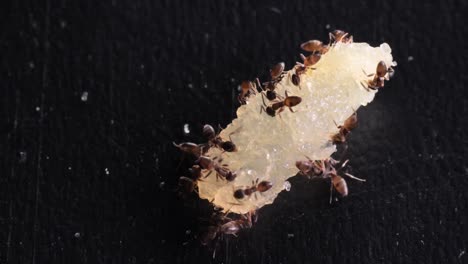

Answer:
[360,81,370,91]
[237,94,245,104]
[260,105,266,114]
[254,78,262,93]
[299,53,307,63]
[340,159,350,169]
[340,32,349,42]
[204,170,213,178]
[289,107,296,113]
[277,107,285,119]
[344,172,366,182]
[362,69,374,77]
[333,120,339,128]
[328,32,334,46]
[260,93,269,114]
[329,180,334,204]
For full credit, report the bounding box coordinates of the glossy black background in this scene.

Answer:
[2,0,468,263]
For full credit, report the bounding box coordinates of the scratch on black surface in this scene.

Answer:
[6,202,13,262]
[32,0,50,263]
[6,70,21,264]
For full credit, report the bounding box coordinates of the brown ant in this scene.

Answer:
[262,81,283,101]
[300,53,321,67]
[291,63,311,87]
[238,80,259,104]
[233,178,273,199]
[290,64,309,87]
[261,62,286,101]
[361,61,393,90]
[296,158,325,177]
[297,157,364,201]
[329,29,353,44]
[270,62,285,80]
[197,155,236,181]
[203,124,237,152]
[176,165,204,196]
[199,211,255,245]
[260,91,302,117]
[331,111,358,144]
[291,73,301,86]
[323,159,365,200]
[300,39,329,54]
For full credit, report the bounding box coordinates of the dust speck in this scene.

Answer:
[81,91,89,102]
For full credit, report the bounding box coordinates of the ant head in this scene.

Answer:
[266,107,276,117]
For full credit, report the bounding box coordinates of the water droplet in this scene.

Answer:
[287,233,294,238]
[74,232,80,238]
[28,61,35,68]
[408,56,414,61]
[81,91,88,102]
[35,107,40,112]
[183,124,190,134]
[159,181,165,189]
[60,20,67,28]
[283,181,291,191]
[325,24,331,29]
[105,168,110,175]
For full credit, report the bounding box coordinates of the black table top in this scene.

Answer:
[2,0,467,263]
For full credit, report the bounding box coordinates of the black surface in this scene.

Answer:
[2,0,468,263]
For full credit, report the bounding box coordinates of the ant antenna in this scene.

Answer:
[344,172,366,182]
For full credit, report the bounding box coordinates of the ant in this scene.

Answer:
[300,53,321,67]
[296,157,327,177]
[331,111,358,145]
[270,62,285,80]
[290,63,310,87]
[203,124,237,152]
[297,157,365,201]
[300,39,329,54]
[176,165,204,196]
[361,61,394,90]
[199,211,255,245]
[238,80,259,104]
[329,29,353,44]
[322,158,364,200]
[261,62,286,101]
[260,91,302,117]
[233,178,273,199]
[197,155,236,181]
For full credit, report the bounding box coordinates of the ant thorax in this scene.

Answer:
[196,41,396,214]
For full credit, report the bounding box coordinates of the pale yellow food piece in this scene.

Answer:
[198,42,395,214]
